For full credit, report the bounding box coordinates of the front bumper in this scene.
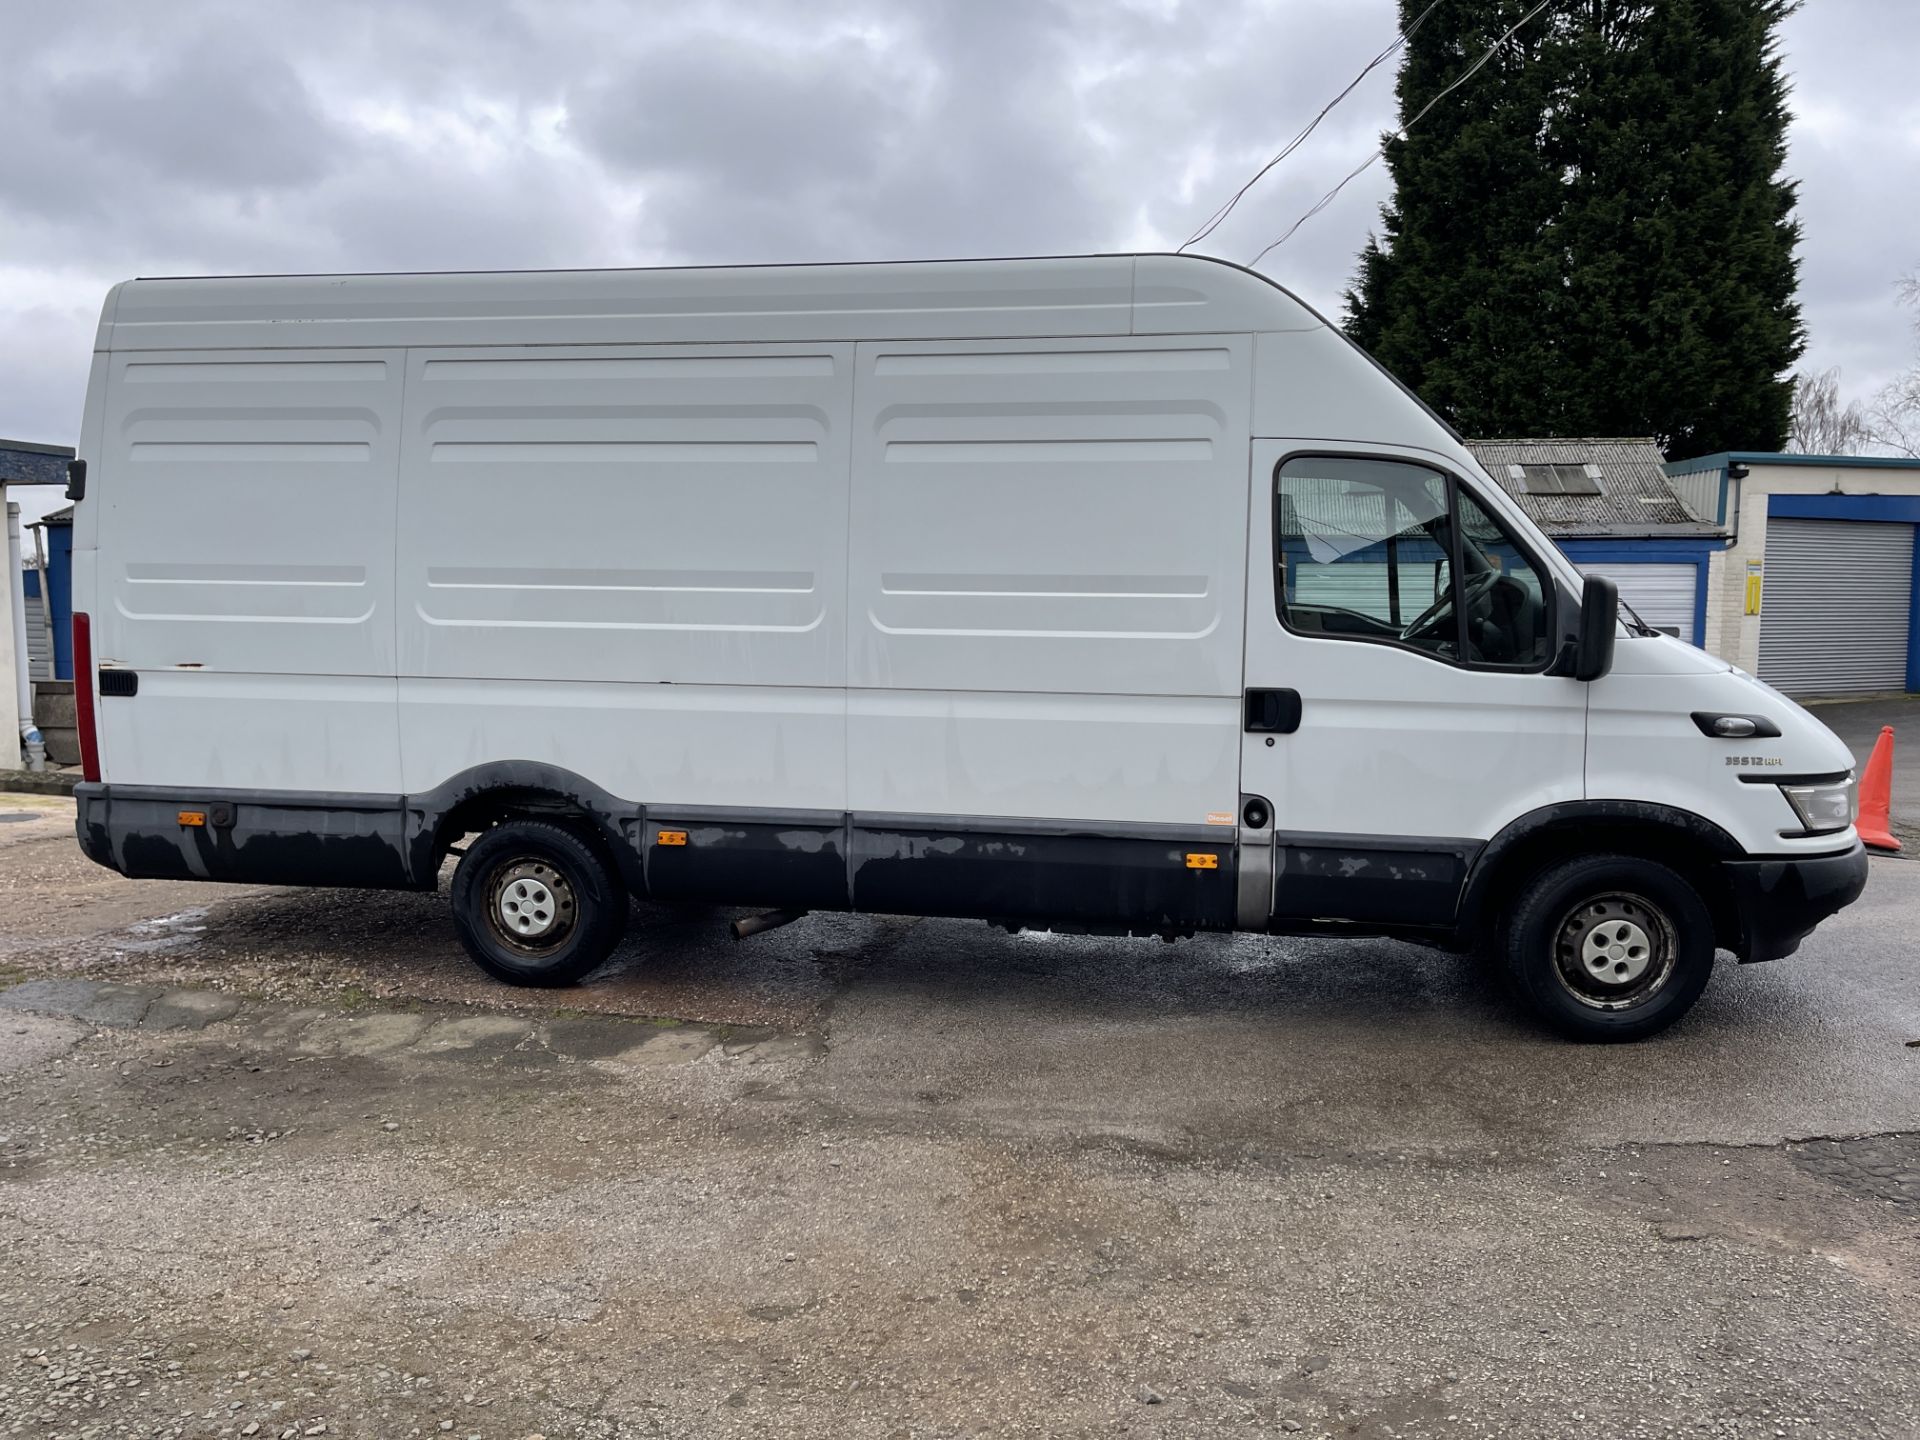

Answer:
[1723,840,1870,963]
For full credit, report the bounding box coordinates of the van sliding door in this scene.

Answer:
[843,334,1253,929]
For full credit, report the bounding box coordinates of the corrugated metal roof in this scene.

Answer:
[1467,437,1725,538]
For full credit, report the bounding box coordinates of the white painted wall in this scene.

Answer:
[1701,545,1735,662]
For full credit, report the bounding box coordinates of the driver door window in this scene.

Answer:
[1276,456,1458,660]
[1276,455,1552,670]
[1455,488,1551,667]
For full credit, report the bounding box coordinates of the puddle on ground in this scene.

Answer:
[116,909,211,955]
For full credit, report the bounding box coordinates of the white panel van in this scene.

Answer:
[65,255,1868,1040]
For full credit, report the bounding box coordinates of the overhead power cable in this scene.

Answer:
[1248,0,1558,268]
[1178,0,1446,254]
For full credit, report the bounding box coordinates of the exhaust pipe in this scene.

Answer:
[731,908,808,941]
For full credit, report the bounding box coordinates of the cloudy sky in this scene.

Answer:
[3,0,1916,524]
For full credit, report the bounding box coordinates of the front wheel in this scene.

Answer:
[1498,854,1715,1042]
[450,819,629,987]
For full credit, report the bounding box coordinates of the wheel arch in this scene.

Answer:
[1456,801,1744,954]
[403,761,645,895]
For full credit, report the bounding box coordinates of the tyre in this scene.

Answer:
[450,819,629,987]
[1497,853,1715,1042]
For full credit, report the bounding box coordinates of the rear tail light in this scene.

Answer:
[72,611,100,783]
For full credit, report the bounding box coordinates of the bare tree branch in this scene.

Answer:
[1789,366,1876,455]
[1870,268,1920,459]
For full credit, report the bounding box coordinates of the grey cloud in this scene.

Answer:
[56,39,337,191]
[0,0,1912,450]
[568,33,905,191]
[565,0,1110,262]
[304,144,620,274]
[1777,0,1920,392]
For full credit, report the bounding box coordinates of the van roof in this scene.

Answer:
[97,253,1329,352]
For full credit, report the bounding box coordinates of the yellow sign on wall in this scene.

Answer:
[1744,560,1763,616]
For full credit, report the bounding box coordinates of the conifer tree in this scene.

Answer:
[1344,0,1802,455]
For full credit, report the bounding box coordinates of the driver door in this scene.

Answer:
[1238,442,1586,925]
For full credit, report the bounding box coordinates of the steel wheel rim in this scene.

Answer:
[486,858,577,956]
[1551,891,1677,1012]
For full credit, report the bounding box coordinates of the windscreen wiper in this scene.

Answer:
[1618,598,1659,638]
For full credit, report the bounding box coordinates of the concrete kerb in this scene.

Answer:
[0,769,80,796]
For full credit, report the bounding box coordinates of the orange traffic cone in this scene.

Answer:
[1858,726,1900,853]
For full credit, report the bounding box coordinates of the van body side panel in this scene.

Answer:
[1131,255,1323,337]
[845,335,1251,828]
[395,678,845,812]
[102,260,1145,352]
[1251,329,1454,455]
[847,689,1239,829]
[392,343,854,816]
[104,672,400,793]
[91,349,405,792]
[72,349,112,554]
[394,343,853,688]
[67,349,111,746]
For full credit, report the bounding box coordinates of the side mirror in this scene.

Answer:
[1574,575,1618,681]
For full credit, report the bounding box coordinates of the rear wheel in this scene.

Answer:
[1498,853,1714,1041]
[450,819,628,987]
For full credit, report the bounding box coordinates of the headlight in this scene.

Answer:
[1779,779,1857,835]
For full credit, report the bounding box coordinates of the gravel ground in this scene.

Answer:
[2,792,1918,1438]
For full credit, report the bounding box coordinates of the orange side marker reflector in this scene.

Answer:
[1184,852,1218,870]
[177,811,207,828]
[657,830,689,847]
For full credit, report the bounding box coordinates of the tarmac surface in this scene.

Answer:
[1,789,1917,1438]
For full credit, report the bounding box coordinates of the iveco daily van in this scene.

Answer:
[64,255,1869,1040]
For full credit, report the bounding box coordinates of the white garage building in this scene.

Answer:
[1665,452,1920,697]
